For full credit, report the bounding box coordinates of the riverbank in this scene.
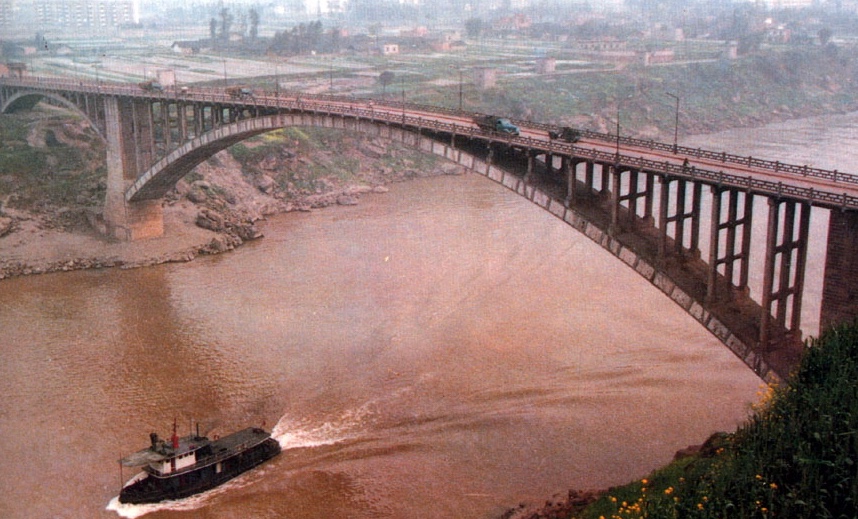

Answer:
[0,120,461,279]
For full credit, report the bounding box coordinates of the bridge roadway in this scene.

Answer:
[3,75,858,382]
[3,76,858,210]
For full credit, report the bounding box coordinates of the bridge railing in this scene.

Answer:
[519,119,854,186]
[509,133,858,210]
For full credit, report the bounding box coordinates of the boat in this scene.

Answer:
[118,420,281,504]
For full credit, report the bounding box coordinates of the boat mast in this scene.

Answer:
[171,418,179,450]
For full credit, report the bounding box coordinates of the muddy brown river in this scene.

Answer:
[7,111,856,518]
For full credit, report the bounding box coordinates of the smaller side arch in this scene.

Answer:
[126,114,309,201]
[1,90,106,141]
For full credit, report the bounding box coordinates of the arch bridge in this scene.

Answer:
[3,76,858,382]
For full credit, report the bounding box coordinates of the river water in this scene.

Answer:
[4,112,854,519]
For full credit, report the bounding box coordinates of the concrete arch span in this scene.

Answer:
[128,112,460,202]
[121,112,768,381]
[1,90,105,141]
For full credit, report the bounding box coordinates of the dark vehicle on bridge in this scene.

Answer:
[138,80,164,92]
[476,115,520,136]
[548,126,581,143]
[118,421,280,504]
[226,86,253,98]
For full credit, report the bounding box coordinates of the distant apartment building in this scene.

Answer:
[0,0,13,30]
[30,0,139,30]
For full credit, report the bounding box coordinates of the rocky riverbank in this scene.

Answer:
[0,118,461,279]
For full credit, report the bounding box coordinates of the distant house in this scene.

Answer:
[1,61,27,77]
[381,43,399,55]
[473,67,497,89]
[171,41,200,55]
[535,57,556,74]
[401,26,428,37]
[575,39,626,51]
[494,13,531,32]
[642,49,674,66]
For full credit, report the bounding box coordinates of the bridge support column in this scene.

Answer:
[821,209,858,331]
[658,177,702,259]
[564,158,577,205]
[707,187,754,302]
[759,198,810,349]
[610,164,622,233]
[103,97,164,241]
[524,150,535,184]
[583,161,594,193]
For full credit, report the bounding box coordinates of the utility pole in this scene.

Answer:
[615,105,621,159]
[458,68,463,111]
[666,92,680,153]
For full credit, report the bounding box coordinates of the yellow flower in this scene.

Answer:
[641,478,648,485]
[770,482,778,489]
[697,503,704,510]
[664,487,674,495]
[756,474,763,480]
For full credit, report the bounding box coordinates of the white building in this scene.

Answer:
[29,0,139,29]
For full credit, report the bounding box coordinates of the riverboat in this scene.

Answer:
[118,420,281,504]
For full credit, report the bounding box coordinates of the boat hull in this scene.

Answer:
[119,437,280,504]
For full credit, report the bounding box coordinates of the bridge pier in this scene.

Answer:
[759,198,810,350]
[707,187,754,302]
[821,209,858,331]
[103,96,164,240]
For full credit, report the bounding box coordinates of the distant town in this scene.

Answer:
[2,0,858,130]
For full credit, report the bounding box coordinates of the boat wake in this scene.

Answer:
[106,410,370,517]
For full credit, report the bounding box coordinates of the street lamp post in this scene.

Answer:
[274,63,279,97]
[222,58,228,87]
[666,92,680,153]
[615,105,621,158]
[458,68,463,111]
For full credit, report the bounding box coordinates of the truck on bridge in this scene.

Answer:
[476,115,520,136]
[138,80,164,92]
[548,126,581,143]
[226,86,253,98]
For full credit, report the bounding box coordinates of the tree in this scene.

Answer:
[379,70,395,97]
[819,27,833,46]
[249,9,260,41]
[219,7,233,42]
[329,27,342,53]
[209,18,217,40]
[464,17,483,39]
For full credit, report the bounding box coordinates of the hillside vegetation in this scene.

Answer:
[562,323,858,519]
[409,45,858,140]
